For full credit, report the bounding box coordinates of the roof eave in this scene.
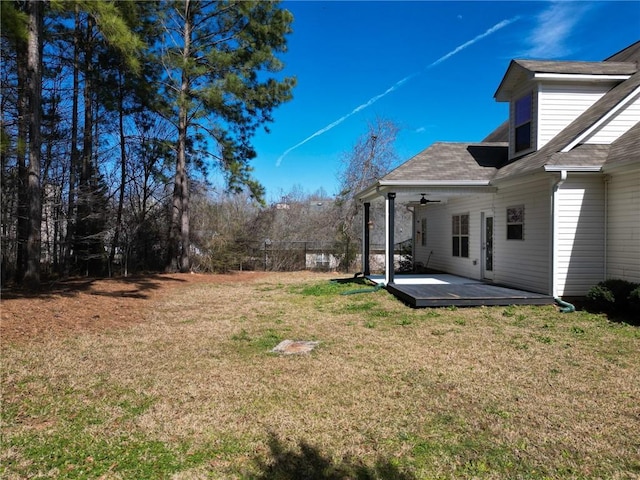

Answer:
[534,73,631,82]
[357,180,496,202]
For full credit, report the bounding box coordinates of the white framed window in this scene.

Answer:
[507,205,524,240]
[452,214,469,257]
[514,93,532,153]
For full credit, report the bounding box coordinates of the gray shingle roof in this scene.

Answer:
[493,69,640,180]
[514,59,637,75]
[605,121,640,168]
[382,142,507,183]
[547,144,610,168]
[482,120,509,142]
[605,40,640,63]
[363,43,640,197]
[494,59,637,101]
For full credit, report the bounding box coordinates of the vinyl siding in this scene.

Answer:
[493,176,551,294]
[414,176,552,294]
[555,175,605,296]
[537,83,612,149]
[583,91,640,144]
[412,173,623,296]
[414,195,493,280]
[605,163,640,282]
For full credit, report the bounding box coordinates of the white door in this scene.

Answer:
[482,213,494,281]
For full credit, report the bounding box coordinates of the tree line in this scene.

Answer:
[1,0,399,289]
[1,0,297,288]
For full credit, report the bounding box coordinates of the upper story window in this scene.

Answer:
[514,93,532,153]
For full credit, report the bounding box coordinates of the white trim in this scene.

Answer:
[561,84,640,152]
[534,73,631,82]
[551,170,568,298]
[378,180,492,187]
[481,211,494,281]
[544,165,602,173]
[385,195,391,285]
[357,182,497,202]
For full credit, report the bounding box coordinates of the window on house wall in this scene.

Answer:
[514,93,532,153]
[452,214,469,257]
[421,218,427,247]
[507,205,524,240]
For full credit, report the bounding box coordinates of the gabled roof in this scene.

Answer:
[494,59,637,101]
[605,40,640,63]
[493,69,640,180]
[482,120,509,142]
[357,42,640,202]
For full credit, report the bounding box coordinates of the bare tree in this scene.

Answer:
[335,117,400,270]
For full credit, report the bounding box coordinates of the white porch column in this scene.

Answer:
[385,192,396,285]
[363,202,371,276]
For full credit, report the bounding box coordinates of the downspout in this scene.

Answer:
[552,170,575,312]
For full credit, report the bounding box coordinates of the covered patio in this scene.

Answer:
[367,274,554,308]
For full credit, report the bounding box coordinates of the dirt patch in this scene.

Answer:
[1,271,268,344]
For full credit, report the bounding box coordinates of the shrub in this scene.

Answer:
[586,279,640,313]
[629,286,640,313]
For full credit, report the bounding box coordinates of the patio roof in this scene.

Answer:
[357,142,503,203]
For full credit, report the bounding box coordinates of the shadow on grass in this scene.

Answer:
[589,309,640,327]
[330,277,372,286]
[0,273,188,301]
[253,432,416,480]
[565,298,640,327]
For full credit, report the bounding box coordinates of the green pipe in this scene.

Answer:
[555,297,576,313]
[341,285,383,295]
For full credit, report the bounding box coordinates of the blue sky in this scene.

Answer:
[247,1,640,202]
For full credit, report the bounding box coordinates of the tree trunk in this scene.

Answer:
[76,15,95,275]
[169,0,191,273]
[64,7,81,275]
[24,0,43,289]
[109,69,127,276]
[15,17,28,283]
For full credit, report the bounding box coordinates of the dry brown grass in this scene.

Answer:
[2,271,639,479]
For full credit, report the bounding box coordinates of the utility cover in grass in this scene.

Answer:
[272,340,319,355]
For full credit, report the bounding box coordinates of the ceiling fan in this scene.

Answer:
[420,194,441,205]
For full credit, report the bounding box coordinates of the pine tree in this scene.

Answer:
[158,0,296,272]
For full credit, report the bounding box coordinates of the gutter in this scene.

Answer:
[544,166,601,173]
[551,170,568,299]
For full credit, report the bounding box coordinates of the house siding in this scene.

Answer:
[537,83,612,149]
[605,163,640,283]
[493,176,551,294]
[414,177,553,294]
[555,175,606,296]
[414,195,493,280]
[583,91,640,144]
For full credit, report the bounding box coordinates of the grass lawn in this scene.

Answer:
[2,272,639,479]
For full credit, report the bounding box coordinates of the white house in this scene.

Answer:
[358,41,640,299]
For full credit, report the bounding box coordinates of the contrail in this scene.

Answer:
[275,16,519,167]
